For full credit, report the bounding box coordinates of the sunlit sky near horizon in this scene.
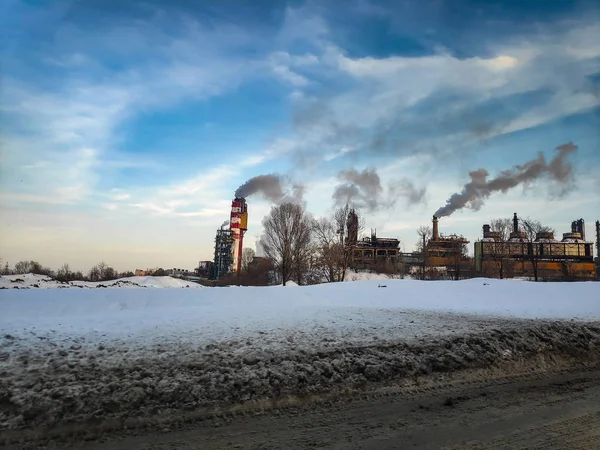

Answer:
[1,0,599,272]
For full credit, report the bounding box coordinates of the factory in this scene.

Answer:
[206,193,598,282]
[343,208,401,270]
[426,216,470,268]
[210,197,248,280]
[474,213,597,281]
[597,220,600,277]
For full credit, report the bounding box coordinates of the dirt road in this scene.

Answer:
[10,364,597,450]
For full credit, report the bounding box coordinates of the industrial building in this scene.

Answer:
[425,216,470,268]
[345,208,401,270]
[350,231,400,269]
[596,220,600,278]
[211,197,248,280]
[474,213,596,281]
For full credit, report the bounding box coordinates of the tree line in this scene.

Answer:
[0,260,170,282]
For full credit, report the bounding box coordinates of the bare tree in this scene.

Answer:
[102,266,117,280]
[311,206,365,283]
[489,218,513,279]
[521,218,555,282]
[88,265,101,282]
[57,263,72,282]
[241,247,256,273]
[333,205,364,281]
[312,217,343,282]
[14,261,32,274]
[261,202,312,286]
[449,243,469,280]
[416,226,432,280]
[490,218,512,240]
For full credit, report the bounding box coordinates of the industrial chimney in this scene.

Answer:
[230,197,248,273]
[432,215,439,241]
[596,220,600,259]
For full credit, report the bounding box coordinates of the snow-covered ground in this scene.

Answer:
[1,278,599,431]
[0,273,202,289]
[2,277,599,341]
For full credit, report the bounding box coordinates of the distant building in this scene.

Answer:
[196,261,213,279]
[167,268,188,278]
[135,269,147,276]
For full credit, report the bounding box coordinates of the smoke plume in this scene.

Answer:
[332,168,383,212]
[390,179,427,205]
[435,142,578,217]
[220,220,229,228]
[333,168,426,211]
[235,174,304,204]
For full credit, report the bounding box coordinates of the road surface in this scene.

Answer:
[6,365,599,450]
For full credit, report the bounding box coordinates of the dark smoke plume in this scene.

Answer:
[332,168,382,212]
[235,174,304,204]
[333,168,426,211]
[435,142,578,217]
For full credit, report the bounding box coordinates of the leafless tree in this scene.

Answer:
[311,206,365,282]
[241,247,256,273]
[416,226,432,280]
[261,202,313,286]
[56,263,72,282]
[521,218,555,282]
[489,218,513,279]
[490,218,512,240]
[14,261,32,274]
[449,243,469,280]
[88,265,101,282]
[312,217,343,282]
[333,205,365,281]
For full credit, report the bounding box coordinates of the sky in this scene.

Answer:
[1,0,599,272]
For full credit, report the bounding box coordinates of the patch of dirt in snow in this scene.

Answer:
[1,320,599,432]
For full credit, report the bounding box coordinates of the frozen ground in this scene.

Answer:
[1,278,599,432]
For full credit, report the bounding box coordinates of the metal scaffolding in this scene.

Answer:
[212,228,234,280]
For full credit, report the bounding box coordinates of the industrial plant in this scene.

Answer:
[210,197,248,280]
[206,194,599,282]
[474,214,597,281]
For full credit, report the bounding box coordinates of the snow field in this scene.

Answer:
[1,277,600,431]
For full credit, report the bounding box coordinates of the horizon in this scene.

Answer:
[1,0,599,272]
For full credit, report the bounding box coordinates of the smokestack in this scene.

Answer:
[513,213,519,234]
[596,220,600,259]
[432,215,439,241]
[230,198,248,274]
[483,224,491,236]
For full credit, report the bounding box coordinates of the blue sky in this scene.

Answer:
[1,0,599,271]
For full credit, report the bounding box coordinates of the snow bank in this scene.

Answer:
[1,278,599,348]
[1,278,600,431]
[0,274,201,290]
